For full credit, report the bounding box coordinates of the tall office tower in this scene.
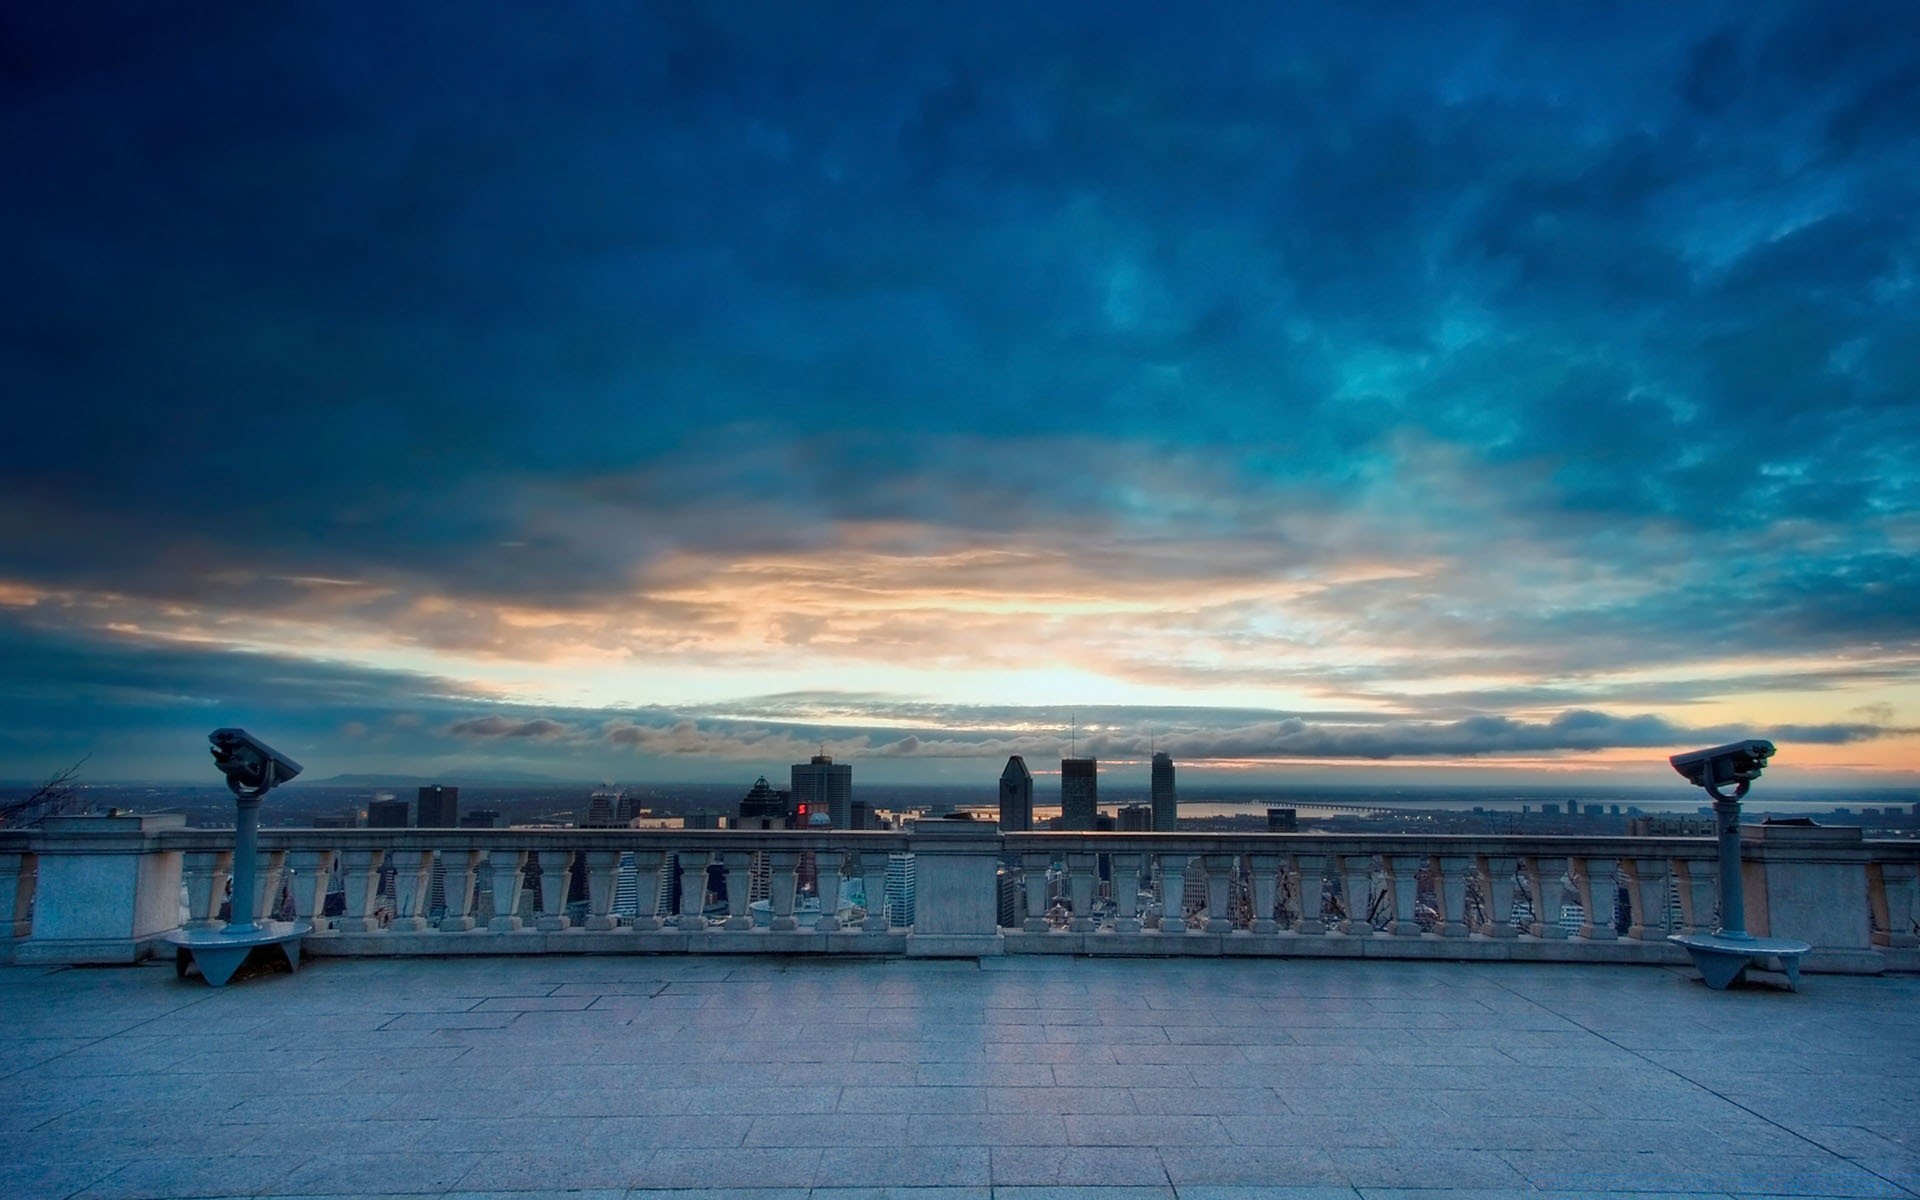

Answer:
[998,756,1033,832]
[1059,758,1098,831]
[417,785,459,828]
[583,789,617,828]
[1151,752,1178,832]
[612,852,640,920]
[738,776,790,829]
[1117,803,1153,831]
[884,852,917,928]
[367,798,409,828]
[791,754,853,829]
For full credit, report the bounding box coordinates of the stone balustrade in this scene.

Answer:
[2,818,1915,975]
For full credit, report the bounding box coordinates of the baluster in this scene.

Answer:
[582,850,622,931]
[438,848,482,931]
[1021,853,1052,932]
[535,848,574,932]
[768,851,800,931]
[1524,856,1569,939]
[1202,854,1233,933]
[677,852,711,932]
[0,852,35,940]
[1068,853,1097,932]
[721,852,753,930]
[1291,854,1326,934]
[334,849,384,932]
[1478,855,1520,938]
[1381,854,1421,936]
[1435,855,1472,937]
[861,851,891,931]
[1673,855,1716,935]
[1111,852,1143,933]
[815,851,844,932]
[285,849,335,931]
[487,849,527,932]
[253,849,288,923]
[1869,860,1917,948]
[181,851,232,931]
[1158,853,1189,934]
[1623,858,1669,941]
[392,850,434,931]
[1574,857,1617,940]
[1250,853,1280,935]
[1339,854,1374,936]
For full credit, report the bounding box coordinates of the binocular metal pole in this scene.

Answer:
[227,789,263,934]
[1712,787,1748,941]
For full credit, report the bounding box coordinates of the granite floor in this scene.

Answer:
[0,954,1915,1200]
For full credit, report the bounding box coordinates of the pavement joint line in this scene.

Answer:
[1488,971,1920,1200]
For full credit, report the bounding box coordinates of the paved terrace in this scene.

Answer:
[1,956,1915,1200]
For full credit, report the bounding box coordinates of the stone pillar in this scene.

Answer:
[0,852,34,943]
[1249,854,1280,935]
[391,850,434,931]
[535,848,574,932]
[1478,855,1520,938]
[487,849,527,932]
[1381,854,1422,937]
[1339,854,1375,937]
[285,849,335,931]
[815,851,844,932]
[1525,856,1570,939]
[1203,855,1233,933]
[1673,856,1717,936]
[1158,854,1189,934]
[1574,857,1617,941]
[861,851,891,931]
[583,850,622,931]
[334,848,385,932]
[1623,858,1670,941]
[1291,854,1326,934]
[438,848,482,932]
[1111,853,1143,933]
[768,851,800,931]
[1869,860,1917,948]
[1021,853,1052,932]
[180,851,233,931]
[624,849,664,931]
[1435,855,1472,938]
[905,818,1003,957]
[677,852,711,932]
[1067,853,1097,932]
[721,852,754,931]
[17,815,188,965]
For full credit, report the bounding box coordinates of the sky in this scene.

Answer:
[3,2,1919,791]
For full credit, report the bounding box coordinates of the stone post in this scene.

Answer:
[583,850,622,931]
[334,848,384,932]
[1870,859,1917,949]
[1435,855,1472,938]
[768,851,800,931]
[487,849,527,932]
[0,852,35,949]
[390,850,434,931]
[1068,854,1097,933]
[285,849,335,931]
[249,849,288,925]
[180,851,233,931]
[1381,854,1422,936]
[1339,854,1375,936]
[1477,855,1520,938]
[1158,853,1189,935]
[677,852,711,932]
[535,848,574,932]
[722,852,754,931]
[815,851,844,932]
[904,818,1002,956]
[1291,854,1326,934]
[1575,857,1617,941]
[1203,855,1234,933]
[18,814,187,964]
[1111,852,1143,933]
[861,851,891,931]
[439,848,482,932]
[1021,853,1052,932]
[1249,853,1280,935]
[1623,858,1670,941]
[1525,856,1570,939]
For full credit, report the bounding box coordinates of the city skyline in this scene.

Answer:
[4,4,1919,788]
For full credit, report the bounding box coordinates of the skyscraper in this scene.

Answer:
[367,798,409,828]
[1060,758,1098,831]
[998,756,1033,832]
[791,754,853,829]
[1151,752,1178,832]
[417,785,459,828]
[738,776,791,829]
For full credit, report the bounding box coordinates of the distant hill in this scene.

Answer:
[306,772,583,787]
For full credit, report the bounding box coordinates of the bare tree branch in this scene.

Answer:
[0,755,90,826]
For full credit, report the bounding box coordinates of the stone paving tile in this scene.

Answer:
[73,1153,307,1200]
[839,1085,988,1113]
[451,1146,655,1192]
[988,1145,1171,1186]
[1158,1145,1348,1187]
[816,1145,990,1187]
[1179,1189,1365,1200]
[642,1148,823,1189]
[905,1113,1068,1145]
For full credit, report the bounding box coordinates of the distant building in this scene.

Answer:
[583,788,620,829]
[792,755,853,829]
[738,776,792,830]
[1266,807,1298,832]
[459,809,501,829]
[884,852,917,927]
[616,792,644,824]
[998,756,1033,832]
[367,798,409,829]
[417,785,459,828]
[1150,752,1178,831]
[1060,758,1098,831]
[313,812,359,830]
[1117,803,1153,831]
[1628,814,1713,837]
[849,800,874,831]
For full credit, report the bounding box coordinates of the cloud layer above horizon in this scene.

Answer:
[3,2,1918,786]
